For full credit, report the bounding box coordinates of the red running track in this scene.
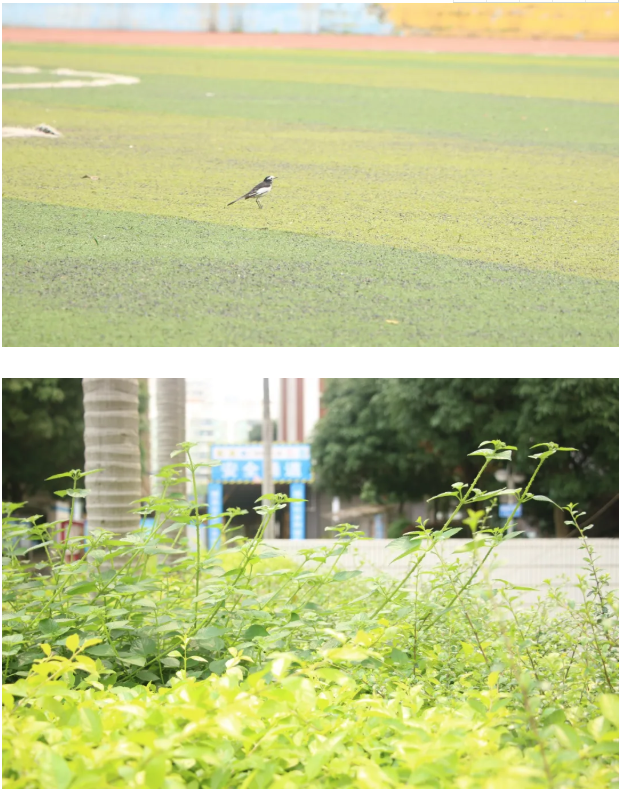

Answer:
[2,27,618,57]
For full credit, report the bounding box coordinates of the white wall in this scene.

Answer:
[267,538,619,605]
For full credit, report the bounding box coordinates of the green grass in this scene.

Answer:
[2,43,618,346]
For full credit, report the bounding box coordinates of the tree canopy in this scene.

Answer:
[2,378,85,503]
[312,379,618,534]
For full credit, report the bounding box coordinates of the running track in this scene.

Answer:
[3,27,618,57]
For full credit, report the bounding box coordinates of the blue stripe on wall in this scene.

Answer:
[2,3,395,35]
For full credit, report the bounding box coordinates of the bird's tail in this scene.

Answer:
[227,195,245,207]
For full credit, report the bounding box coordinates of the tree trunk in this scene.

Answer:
[155,378,186,495]
[83,379,141,536]
[154,379,190,547]
[262,378,275,539]
[554,506,570,537]
[138,378,150,497]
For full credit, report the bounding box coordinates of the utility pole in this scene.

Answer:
[262,378,275,539]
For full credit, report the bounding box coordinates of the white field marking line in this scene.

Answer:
[3,66,41,74]
[2,127,60,138]
[2,66,140,89]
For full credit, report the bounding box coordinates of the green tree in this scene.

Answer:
[2,379,84,503]
[511,378,619,535]
[312,379,618,535]
[311,379,444,508]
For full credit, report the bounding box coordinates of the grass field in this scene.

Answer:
[2,42,618,346]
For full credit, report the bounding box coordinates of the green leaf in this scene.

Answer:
[453,539,487,553]
[439,527,462,539]
[460,642,474,658]
[86,549,108,564]
[468,488,519,503]
[136,670,160,682]
[2,634,24,645]
[195,626,224,641]
[50,751,73,789]
[134,597,157,609]
[80,707,103,742]
[386,535,423,562]
[82,638,103,649]
[243,624,269,640]
[134,635,156,657]
[66,582,98,596]
[528,450,555,460]
[66,489,90,498]
[542,708,566,726]
[467,698,487,716]
[530,494,562,508]
[327,645,369,662]
[145,755,167,788]
[118,654,146,667]
[83,643,116,657]
[389,648,409,665]
[588,742,619,757]
[154,621,181,633]
[552,723,581,752]
[427,491,459,501]
[333,570,362,582]
[600,694,619,727]
[65,634,80,653]
[45,472,75,481]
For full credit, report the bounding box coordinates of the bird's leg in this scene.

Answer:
[256,198,263,209]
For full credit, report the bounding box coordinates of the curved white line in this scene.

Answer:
[2,66,140,89]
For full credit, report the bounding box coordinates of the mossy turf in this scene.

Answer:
[4,199,616,347]
[3,43,618,347]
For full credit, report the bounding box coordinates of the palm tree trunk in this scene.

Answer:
[155,378,188,546]
[262,378,275,539]
[83,379,141,536]
[155,379,186,494]
[138,378,151,498]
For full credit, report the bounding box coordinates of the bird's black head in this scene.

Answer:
[264,175,276,182]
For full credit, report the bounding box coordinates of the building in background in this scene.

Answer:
[146,378,460,542]
[278,378,321,443]
[149,378,322,542]
[3,3,617,41]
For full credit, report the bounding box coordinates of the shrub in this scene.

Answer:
[2,440,618,789]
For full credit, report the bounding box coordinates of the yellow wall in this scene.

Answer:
[380,3,619,41]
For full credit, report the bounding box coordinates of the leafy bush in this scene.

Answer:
[2,441,618,789]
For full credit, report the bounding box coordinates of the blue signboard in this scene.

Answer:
[289,483,306,540]
[210,443,312,484]
[499,503,522,518]
[207,482,223,549]
[373,513,385,539]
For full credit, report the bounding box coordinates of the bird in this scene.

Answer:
[227,175,277,209]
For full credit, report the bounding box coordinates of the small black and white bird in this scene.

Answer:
[227,175,277,209]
